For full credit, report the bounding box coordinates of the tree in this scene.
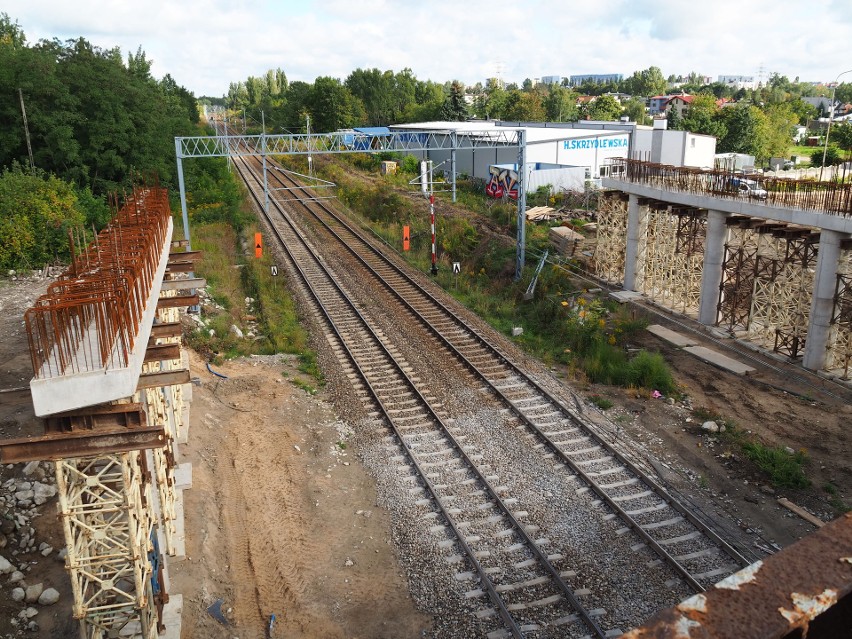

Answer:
[830,122,852,159]
[582,95,621,121]
[667,108,682,130]
[680,94,727,139]
[0,165,85,269]
[621,97,650,125]
[544,85,578,122]
[483,83,507,120]
[718,104,770,160]
[440,81,468,121]
[308,77,363,132]
[622,66,667,97]
[345,68,393,125]
[0,12,26,48]
[502,90,545,121]
[762,103,799,159]
[522,78,533,92]
[127,46,152,82]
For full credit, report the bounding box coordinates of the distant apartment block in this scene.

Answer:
[717,75,757,90]
[541,75,562,85]
[569,73,623,86]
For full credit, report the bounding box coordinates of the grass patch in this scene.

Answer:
[589,395,613,410]
[741,442,810,489]
[184,163,322,375]
[823,483,851,514]
[297,352,324,385]
[694,409,810,489]
[291,378,318,395]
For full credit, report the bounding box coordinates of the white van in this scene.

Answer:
[731,177,768,200]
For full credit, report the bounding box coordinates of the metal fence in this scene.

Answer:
[612,158,852,217]
[25,187,171,379]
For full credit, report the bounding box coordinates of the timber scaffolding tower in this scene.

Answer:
[6,183,203,638]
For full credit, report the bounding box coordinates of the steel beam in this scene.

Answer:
[0,427,165,463]
[137,369,190,390]
[150,322,182,338]
[623,513,852,639]
[144,344,181,363]
[156,294,199,309]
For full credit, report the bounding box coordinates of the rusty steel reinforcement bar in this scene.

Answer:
[622,512,852,639]
[25,186,171,379]
[612,158,852,217]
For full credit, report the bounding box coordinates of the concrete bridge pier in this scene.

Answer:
[698,210,728,326]
[803,230,846,371]
[623,195,641,290]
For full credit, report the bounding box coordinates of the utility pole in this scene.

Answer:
[428,162,437,275]
[306,115,313,178]
[18,88,34,173]
[262,111,269,214]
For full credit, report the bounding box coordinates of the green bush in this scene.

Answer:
[400,155,420,174]
[0,166,86,269]
[589,395,614,410]
[627,350,676,394]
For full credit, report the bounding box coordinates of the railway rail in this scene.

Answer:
[226,143,754,636]
[231,154,612,637]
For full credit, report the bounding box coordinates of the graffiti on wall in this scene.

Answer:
[485,166,518,201]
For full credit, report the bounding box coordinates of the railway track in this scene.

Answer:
[230,153,614,638]
[225,143,752,635]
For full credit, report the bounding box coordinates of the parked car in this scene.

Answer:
[729,177,768,200]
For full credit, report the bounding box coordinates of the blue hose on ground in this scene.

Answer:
[206,362,229,379]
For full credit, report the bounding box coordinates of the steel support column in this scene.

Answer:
[174,142,191,251]
[699,210,728,325]
[450,131,457,203]
[515,129,527,281]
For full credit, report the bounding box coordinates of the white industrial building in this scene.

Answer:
[389,120,716,194]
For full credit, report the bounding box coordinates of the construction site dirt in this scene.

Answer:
[1,267,851,638]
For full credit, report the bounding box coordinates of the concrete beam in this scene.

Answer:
[30,219,173,417]
[603,179,852,235]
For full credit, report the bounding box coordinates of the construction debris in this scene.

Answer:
[548,226,586,257]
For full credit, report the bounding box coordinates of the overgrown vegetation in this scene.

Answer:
[693,409,810,489]
[181,158,321,376]
[308,154,676,394]
[1,14,199,268]
[0,165,108,269]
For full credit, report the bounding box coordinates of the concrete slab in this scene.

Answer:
[610,290,644,303]
[30,218,174,416]
[683,345,756,375]
[174,463,193,490]
[161,593,183,639]
[647,324,698,348]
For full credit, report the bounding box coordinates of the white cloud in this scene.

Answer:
[3,0,850,96]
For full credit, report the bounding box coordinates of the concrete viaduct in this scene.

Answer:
[599,160,852,378]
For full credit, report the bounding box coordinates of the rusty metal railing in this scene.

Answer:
[612,158,852,217]
[25,186,171,379]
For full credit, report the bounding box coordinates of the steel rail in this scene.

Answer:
[260,159,751,591]
[233,154,607,638]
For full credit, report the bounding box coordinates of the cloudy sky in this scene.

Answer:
[5,0,852,97]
